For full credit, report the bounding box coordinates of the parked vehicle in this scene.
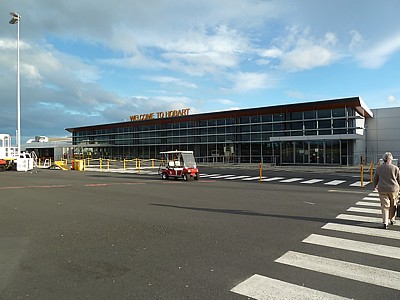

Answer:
[0,159,7,171]
[0,133,35,171]
[158,150,199,181]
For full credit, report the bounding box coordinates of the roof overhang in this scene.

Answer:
[65,96,373,133]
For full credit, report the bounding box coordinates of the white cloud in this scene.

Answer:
[356,33,400,68]
[147,76,198,89]
[21,64,42,86]
[158,25,250,76]
[349,30,365,50]
[272,27,340,72]
[388,95,397,104]
[232,72,272,91]
[216,98,236,105]
[1,0,400,138]
[260,47,283,58]
[280,45,336,72]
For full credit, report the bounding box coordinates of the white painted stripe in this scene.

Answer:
[355,201,381,207]
[199,174,221,178]
[261,177,284,182]
[230,274,350,300]
[335,214,395,225]
[368,192,379,196]
[349,181,370,187]
[140,171,158,175]
[328,190,366,194]
[363,196,380,201]
[276,251,400,290]
[301,179,324,184]
[347,207,381,214]
[303,234,400,260]
[280,178,303,183]
[225,175,251,180]
[322,223,400,240]
[324,180,346,186]
[242,176,266,181]
[208,174,236,179]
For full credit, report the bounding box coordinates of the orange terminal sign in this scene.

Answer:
[129,108,190,121]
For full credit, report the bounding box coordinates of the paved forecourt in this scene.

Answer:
[85,165,370,189]
[231,190,400,299]
[1,168,396,299]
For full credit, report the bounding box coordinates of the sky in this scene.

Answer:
[1,0,400,142]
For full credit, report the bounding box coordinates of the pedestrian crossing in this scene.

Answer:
[231,191,400,298]
[85,167,371,188]
[198,173,369,187]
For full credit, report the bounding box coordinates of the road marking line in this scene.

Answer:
[347,207,381,214]
[0,185,69,190]
[199,174,221,178]
[301,179,324,184]
[84,182,145,187]
[350,181,370,187]
[261,177,284,182]
[322,223,400,240]
[324,180,346,185]
[207,174,236,179]
[280,178,303,183]
[336,214,400,226]
[242,176,265,181]
[355,201,380,207]
[230,274,350,300]
[328,189,367,194]
[275,251,400,290]
[303,234,400,260]
[368,192,379,196]
[225,175,251,180]
[363,196,380,201]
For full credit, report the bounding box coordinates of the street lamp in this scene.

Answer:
[9,12,21,155]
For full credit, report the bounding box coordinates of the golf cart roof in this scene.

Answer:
[160,150,194,154]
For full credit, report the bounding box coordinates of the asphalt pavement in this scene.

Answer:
[0,167,399,299]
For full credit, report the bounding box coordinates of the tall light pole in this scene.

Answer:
[9,12,21,155]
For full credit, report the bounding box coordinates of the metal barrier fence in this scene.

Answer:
[85,158,162,172]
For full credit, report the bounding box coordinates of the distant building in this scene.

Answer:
[64,96,388,166]
[23,97,398,166]
[366,107,400,163]
[24,136,73,162]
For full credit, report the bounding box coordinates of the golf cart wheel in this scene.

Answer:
[194,173,199,180]
[183,173,189,181]
[161,173,169,180]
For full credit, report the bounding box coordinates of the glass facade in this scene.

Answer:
[68,99,369,166]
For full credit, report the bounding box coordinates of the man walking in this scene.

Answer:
[373,152,400,229]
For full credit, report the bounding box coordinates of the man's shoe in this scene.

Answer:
[383,224,388,229]
[390,220,396,225]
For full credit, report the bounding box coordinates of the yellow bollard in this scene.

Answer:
[138,160,141,174]
[360,164,364,187]
[107,159,110,170]
[123,159,126,170]
[369,162,373,182]
[151,159,155,169]
[259,162,262,182]
[100,158,102,172]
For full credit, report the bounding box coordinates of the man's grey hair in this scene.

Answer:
[382,152,393,163]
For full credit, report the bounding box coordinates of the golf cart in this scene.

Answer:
[159,150,199,181]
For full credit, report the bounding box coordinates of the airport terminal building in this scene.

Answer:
[63,96,400,166]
